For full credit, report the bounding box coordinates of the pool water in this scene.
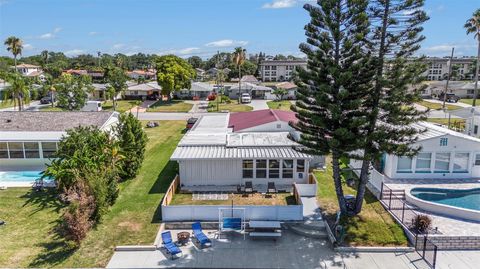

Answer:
[0,171,51,183]
[411,187,480,211]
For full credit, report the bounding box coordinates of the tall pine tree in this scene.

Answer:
[353,0,429,214]
[293,0,374,214]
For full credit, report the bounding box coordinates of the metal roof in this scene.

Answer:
[171,146,312,160]
[178,114,231,146]
[0,131,65,141]
[227,132,297,147]
[413,121,480,143]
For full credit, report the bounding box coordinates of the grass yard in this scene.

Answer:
[426,118,466,131]
[416,100,461,111]
[315,157,408,247]
[0,121,186,268]
[39,106,66,111]
[207,100,253,112]
[170,193,295,206]
[146,100,193,112]
[459,98,480,106]
[0,100,16,109]
[102,100,140,113]
[267,100,293,111]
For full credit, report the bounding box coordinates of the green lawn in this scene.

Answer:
[0,121,185,268]
[416,100,461,111]
[170,193,295,206]
[315,157,408,247]
[0,100,16,109]
[267,100,293,111]
[207,100,253,112]
[146,100,193,112]
[102,100,140,113]
[39,106,66,112]
[426,118,466,131]
[459,99,480,106]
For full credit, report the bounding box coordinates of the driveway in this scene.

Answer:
[136,112,226,121]
[247,99,269,111]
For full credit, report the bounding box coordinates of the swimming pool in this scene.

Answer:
[410,187,480,211]
[0,171,49,183]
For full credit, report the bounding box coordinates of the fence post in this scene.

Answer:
[388,189,392,210]
[433,245,437,269]
[380,182,384,200]
[422,236,427,258]
[401,202,405,223]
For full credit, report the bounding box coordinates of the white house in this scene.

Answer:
[360,121,480,180]
[0,111,119,170]
[170,112,313,188]
[173,82,214,99]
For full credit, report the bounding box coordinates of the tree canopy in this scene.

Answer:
[155,55,195,97]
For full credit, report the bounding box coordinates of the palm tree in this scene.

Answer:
[465,8,480,106]
[4,36,23,71]
[4,74,30,111]
[41,50,49,67]
[232,47,246,102]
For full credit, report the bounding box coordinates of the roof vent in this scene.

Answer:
[6,119,11,123]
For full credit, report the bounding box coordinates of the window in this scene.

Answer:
[440,137,448,146]
[282,160,293,178]
[41,142,57,158]
[276,124,281,129]
[24,142,39,159]
[242,160,253,178]
[453,153,469,173]
[8,142,24,159]
[269,160,280,178]
[256,160,267,178]
[475,125,479,135]
[415,153,431,173]
[0,142,8,159]
[265,66,271,70]
[297,160,305,172]
[476,154,480,166]
[397,157,412,173]
[271,66,277,70]
[434,153,451,172]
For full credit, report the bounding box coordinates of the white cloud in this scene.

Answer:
[89,31,99,36]
[64,49,85,57]
[39,27,62,39]
[23,44,34,50]
[205,39,248,47]
[113,43,125,49]
[157,47,201,56]
[420,43,476,57]
[262,0,296,9]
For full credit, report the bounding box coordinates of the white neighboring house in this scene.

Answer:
[0,111,119,170]
[351,121,480,181]
[174,82,214,99]
[170,111,313,188]
[13,64,46,82]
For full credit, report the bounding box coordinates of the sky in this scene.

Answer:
[0,0,478,59]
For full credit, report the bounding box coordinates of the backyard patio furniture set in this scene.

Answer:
[238,181,278,196]
[160,222,212,259]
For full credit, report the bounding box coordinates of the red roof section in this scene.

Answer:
[228,109,297,132]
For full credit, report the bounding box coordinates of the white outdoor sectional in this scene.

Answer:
[170,112,313,189]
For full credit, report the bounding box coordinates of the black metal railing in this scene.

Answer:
[380,183,438,269]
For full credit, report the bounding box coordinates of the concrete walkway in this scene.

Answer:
[247,100,269,110]
[107,230,430,269]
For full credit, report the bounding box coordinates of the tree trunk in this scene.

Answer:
[354,0,390,215]
[472,40,480,106]
[238,65,241,103]
[332,151,348,215]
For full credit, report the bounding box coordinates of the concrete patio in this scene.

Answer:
[107,229,432,269]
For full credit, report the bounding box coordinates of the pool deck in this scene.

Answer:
[385,179,480,236]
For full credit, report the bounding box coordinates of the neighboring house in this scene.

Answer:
[127,70,156,80]
[0,111,119,170]
[170,112,313,188]
[228,109,298,134]
[351,121,480,181]
[240,75,260,85]
[227,82,273,99]
[422,81,476,98]
[14,64,42,76]
[90,83,108,100]
[0,79,11,101]
[174,82,214,99]
[195,68,206,81]
[450,107,480,137]
[259,60,307,82]
[124,81,162,100]
[270,82,298,100]
[205,67,230,79]
[63,69,105,82]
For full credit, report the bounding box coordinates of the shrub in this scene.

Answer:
[411,214,432,234]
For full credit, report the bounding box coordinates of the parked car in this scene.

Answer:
[81,101,102,112]
[241,93,251,103]
[186,117,198,130]
[438,93,460,103]
[40,96,53,104]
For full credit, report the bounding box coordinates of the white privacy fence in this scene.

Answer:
[349,159,385,196]
[162,204,303,222]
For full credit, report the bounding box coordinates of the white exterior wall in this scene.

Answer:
[178,158,309,186]
[385,134,480,179]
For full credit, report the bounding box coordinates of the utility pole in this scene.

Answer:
[442,47,455,111]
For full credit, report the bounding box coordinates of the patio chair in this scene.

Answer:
[192,222,212,248]
[161,231,182,259]
[244,181,253,195]
[267,182,277,196]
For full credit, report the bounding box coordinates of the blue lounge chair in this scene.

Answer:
[161,231,182,259]
[192,222,211,248]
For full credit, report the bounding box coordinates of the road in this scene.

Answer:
[136,112,226,121]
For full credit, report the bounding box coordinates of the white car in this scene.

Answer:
[241,93,251,103]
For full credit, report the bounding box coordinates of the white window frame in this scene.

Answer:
[415,152,432,173]
[434,152,451,173]
[453,152,470,173]
[396,156,413,173]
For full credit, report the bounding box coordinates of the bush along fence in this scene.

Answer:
[380,183,438,269]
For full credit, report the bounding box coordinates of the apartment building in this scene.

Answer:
[259,60,307,82]
[421,57,477,81]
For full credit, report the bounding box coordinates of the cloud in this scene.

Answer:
[0,0,9,6]
[39,27,62,39]
[157,47,201,56]
[262,0,296,9]
[205,39,248,47]
[420,43,476,57]
[112,43,125,49]
[23,44,34,50]
[64,49,85,57]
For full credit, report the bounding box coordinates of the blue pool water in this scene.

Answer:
[0,171,51,183]
[411,187,480,211]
